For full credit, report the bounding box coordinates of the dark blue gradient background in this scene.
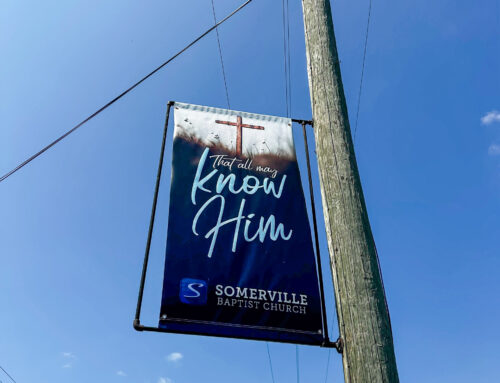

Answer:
[159,138,324,345]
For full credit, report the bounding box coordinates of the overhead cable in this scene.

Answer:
[266,343,276,383]
[324,348,332,383]
[282,2,300,381]
[323,310,337,382]
[281,0,290,117]
[281,3,300,381]
[353,0,372,142]
[286,0,292,117]
[211,0,231,109]
[0,365,17,383]
[296,345,300,383]
[0,0,253,184]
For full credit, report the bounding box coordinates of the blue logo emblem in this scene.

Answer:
[180,278,207,305]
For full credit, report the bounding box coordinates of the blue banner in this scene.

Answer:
[159,102,324,345]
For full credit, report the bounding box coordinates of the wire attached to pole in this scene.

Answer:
[0,0,253,184]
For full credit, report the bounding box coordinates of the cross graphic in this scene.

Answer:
[215,116,265,156]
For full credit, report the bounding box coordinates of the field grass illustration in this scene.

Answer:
[175,129,296,171]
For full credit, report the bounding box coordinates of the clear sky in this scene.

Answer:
[1,0,499,382]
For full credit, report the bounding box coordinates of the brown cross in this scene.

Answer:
[215,116,265,156]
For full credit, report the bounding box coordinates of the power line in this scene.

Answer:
[0,0,253,184]
[266,343,276,383]
[286,0,292,117]
[281,3,299,381]
[210,0,231,109]
[324,314,336,382]
[324,348,332,383]
[281,0,290,117]
[353,0,372,142]
[0,365,17,383]
[296,345,300,383]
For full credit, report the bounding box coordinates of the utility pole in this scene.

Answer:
[301,1,399,382]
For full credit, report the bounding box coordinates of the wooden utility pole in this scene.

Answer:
[301,1,399,382]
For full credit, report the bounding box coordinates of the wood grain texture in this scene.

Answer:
[301,1,399,382]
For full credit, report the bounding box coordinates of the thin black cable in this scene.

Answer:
[286,0,292,116]
[281,0,289,117]
[0,0,253,184]
[289,6,300,382]
[324,348,332,383]
[282,5,299,381]
[0,365,17,383]
[266,343,276,383]
[324,313,337,382]
[295,345,300,383]
[211,0,231,109]
[353,0,372,142]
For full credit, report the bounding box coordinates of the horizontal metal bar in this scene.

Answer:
[292,118,313,126]
[133,319,340,349]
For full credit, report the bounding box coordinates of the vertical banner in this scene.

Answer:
[159,102,324,345]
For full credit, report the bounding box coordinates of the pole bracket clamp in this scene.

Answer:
[334,337,344,354]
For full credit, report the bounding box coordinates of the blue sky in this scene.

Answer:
[1,0,499,382]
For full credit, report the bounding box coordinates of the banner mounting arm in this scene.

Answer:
[134,101,174,329]
[292,118,313,126]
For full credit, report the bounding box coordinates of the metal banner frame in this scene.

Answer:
[133,101,341,351]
